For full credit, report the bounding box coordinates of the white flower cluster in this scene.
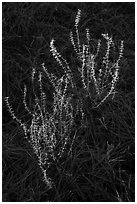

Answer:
[5,9,124,189]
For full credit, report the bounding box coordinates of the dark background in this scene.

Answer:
[2,2,134,202]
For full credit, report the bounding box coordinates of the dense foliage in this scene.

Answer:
[3,2,134,202]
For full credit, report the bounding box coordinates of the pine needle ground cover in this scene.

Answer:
[3,2,135,202]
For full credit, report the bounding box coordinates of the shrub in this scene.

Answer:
[5,9,124,189]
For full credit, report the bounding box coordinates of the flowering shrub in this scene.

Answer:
[5,9,124,189]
